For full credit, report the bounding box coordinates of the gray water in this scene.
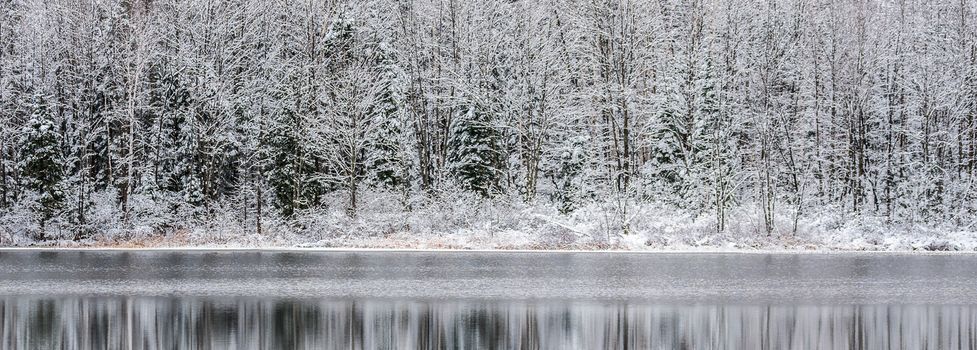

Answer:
[1,251,976,349]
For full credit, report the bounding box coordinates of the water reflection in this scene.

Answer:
[2,297,975,349]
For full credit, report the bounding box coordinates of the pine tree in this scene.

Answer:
[263,107,324,217]
[260,3,353,217]
[652,85,708,210]
[545,135,589,214]
[700,57,740,232]
[448,105,504,197]
[650,28,715,212]
[367,40,409,192]
[150,69,188,191]
[17,97,66,233]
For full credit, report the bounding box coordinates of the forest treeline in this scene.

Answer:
[0,0,975,241]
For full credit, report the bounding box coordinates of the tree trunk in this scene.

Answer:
[256,172,263,235]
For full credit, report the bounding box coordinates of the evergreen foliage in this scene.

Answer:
[17,98,65,227]
[448,105,505,197]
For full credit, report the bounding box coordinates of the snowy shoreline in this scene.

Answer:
[5,192,976,253]
[3,241,976,254]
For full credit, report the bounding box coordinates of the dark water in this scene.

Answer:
[1,251,976,349]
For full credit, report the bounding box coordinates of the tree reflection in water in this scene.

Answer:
[1,297,975,350]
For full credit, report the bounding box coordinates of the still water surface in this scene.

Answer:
[1,251,976,349]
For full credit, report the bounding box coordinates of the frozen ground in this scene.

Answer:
[9,227,977,251]
[3,192,975,252]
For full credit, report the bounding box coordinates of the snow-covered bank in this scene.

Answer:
[4,193,975,252]
[8,233,977,252]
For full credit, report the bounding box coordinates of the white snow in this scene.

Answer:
[4,190,974,252]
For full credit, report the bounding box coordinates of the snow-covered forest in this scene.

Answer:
[1,0,976,249]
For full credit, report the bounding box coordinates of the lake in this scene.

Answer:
[1,250,975,349]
